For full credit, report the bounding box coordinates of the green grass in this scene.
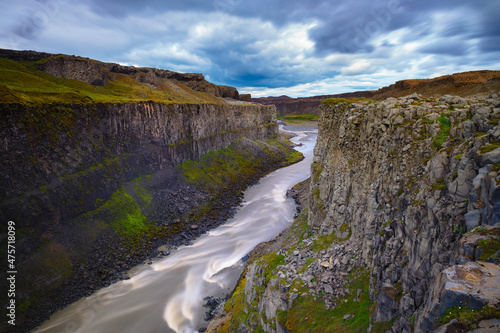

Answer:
[439,305,500,330]
[284,266,374,332]
[480,142,500,154]
[322,98,352,106]
[85,176,152,237]
[178,139,301,192]
[433,115,451,149]
[298,257,318,274]
[0,57,221,105]
[476,239,500,261]
[258,252,285,283]
[281,113,319,123]
[431,178,447,191]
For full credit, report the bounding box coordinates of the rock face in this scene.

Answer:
[420,261,500,330]
[308,94,500,331]
[0,102,276,230]
[215,93,500,332]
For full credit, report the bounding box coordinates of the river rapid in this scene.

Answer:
[34,127,317,333]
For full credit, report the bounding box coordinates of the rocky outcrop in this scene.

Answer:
[308,94,500,331]
[0,48,240,99]
[253,71,500,116]
[215,93,500,332]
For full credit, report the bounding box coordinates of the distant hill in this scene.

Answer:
[253,70,500,115]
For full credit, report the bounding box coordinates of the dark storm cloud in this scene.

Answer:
[0,0,499,97]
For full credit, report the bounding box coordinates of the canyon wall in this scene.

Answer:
[213,93,500,332]
[0,50,304,332]
[0,102,276,230]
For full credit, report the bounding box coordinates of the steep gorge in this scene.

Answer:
[0,50,301,332]
[212,93,500,332]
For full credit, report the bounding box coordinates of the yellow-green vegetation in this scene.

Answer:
[433,115,451,149]
[311,162,324,182]
[439,305,500,330]
[311,231,340,252]
[339,222,350,233]
[480,142,500,154]
[279,113,319,123]
[431,177,447,191]
[257,252,285,283]
[178,139,302,191]
[283,266,373,332]
[371,317,398,332]
[0,57,221,105]
[309,224,351,253]
[298,257,318,273]
[476,238,500,261]
[321,97,352,106]
[286,150,304,162]
[88,176,151,236]
[218,277,248,332]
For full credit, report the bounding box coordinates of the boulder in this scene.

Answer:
[419,262,500,331]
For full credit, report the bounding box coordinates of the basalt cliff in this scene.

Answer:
[0,49,302,332]
[211,93,500,332]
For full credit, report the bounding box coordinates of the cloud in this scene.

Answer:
[0,0,499,98]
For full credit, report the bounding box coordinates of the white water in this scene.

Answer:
[34,127,317,333]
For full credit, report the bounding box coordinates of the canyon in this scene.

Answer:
[0,50,301,332]
[211,93,500,332]
[1,48,499,333]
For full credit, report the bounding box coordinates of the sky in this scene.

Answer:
[1,0,499,98]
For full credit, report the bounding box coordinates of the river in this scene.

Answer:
[34,126,317,333]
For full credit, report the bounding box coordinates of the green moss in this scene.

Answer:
[439,305,500,329]
[179,139,299,192]
[282,113,319,123]
[310,232,338,252]
[371,317,398,332]
[431,178,447,191]
[312,162,324,182]
[285,266,373,332]
[298,257,318,274]
[219,277,249,332]
[258,252,285,283]
[475,131,488,137]
[86,176,152,237]
[480,142,500,154]
[476,239,500,261]
[339,222,350,233]
[321,98,352,106]
[276,310,288,326]
[433,115,451,149]
[286,150,304,163]
[455,153,463,160]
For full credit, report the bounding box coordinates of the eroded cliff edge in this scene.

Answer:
[0,50,303,332]
[212,94,500,332]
